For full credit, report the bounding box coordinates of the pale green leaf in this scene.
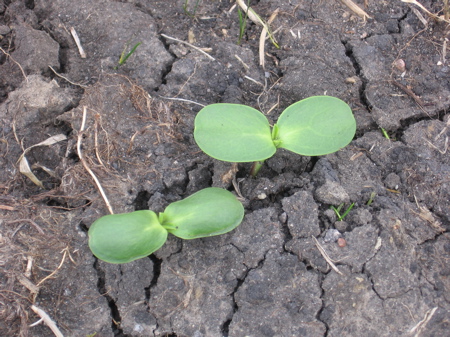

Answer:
[161,187,244,239]
[276,96,356,156]
[88,210,167,264]
[194,103,276,162]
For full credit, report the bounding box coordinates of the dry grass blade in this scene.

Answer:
[19,156,44,188]
[70,27,86,58]
[312,236,344,275]
[7,219,45,235]
[48,65,88,88]
[412,195,445,232]
[0,47,28,82]
[161,34,215,61]
[259,8,279,68]
[17,134,67,188]
[236,0,265,26]
[409,306,438,336]
[36,247,75,287]
[0,204,14,210]
[340,0,371,20]
[159,96,205,107]
[411,7,429,26]
[402,0,450,23]
[77,106,114,214]
[391,80,425,108]
[236,0,278,47]
[16,274,39,295]
[422,136,448,154]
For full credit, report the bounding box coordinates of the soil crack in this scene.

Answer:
[316,273,330,337]
[341,39,371,112]
[93,259,130,336]
[362,263,384,301]
[146,254,162,301]
[220,255,266,336]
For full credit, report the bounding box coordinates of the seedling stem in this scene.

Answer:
[183,0,201,17]
[331,202,355,221]
[115,41,142,69]
[250,161,264,177]
[381,128,390,140]
[366,192,376,206]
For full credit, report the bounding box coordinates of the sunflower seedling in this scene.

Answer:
[194,96,356,176]
[88,188,244,264]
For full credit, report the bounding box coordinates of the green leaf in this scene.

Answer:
[194,103,276,162]
[161,187,244,239]
[276,96,356,156]
[118,42,142,66]
[88,210,167,264]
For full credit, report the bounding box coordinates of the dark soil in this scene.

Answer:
[1,1,449,336]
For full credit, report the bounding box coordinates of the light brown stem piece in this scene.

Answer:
[340,0,371,20]
[70,27,86,58]
[30,305,64,337]
[77,106,114,214]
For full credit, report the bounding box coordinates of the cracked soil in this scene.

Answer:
[0,1,449,336]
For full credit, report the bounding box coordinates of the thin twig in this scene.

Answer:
[0,47,28,82]
[312,236,343,275]
[340,0,371,20]
[17,274,39,294]
[25,256,33,278]
[7,219,45,235]
[422,136,448,154]
[161,34,215,61]
[411,7,428,27]
[77,106,114,214]
[234,54,250,70]
[29,318,44,327]
[259,8,279,68]
[30,305,64,337]
[442,38,447,65]
[35,247,75,288]
[402,0,450,23]
[48,65,88,88]
[391,80,425,108]
[244,75,264,86]
[409,306,438,336]
[70,27,86,58]
[0,205,14,211]
[435,118,450,140]
[158,96,205,107]
[36,248,69,286]
[93,114,106,167]
[236,0,278,47]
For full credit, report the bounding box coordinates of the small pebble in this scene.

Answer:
[393,59,406,72]
[337,237,347,247]
[257,193,267,200]
[0,25,10,35]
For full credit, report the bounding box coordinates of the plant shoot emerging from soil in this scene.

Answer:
[183,0,201,17]
[331,202,355,221]
[194,96,356,175]
[114,41,142,70]
[88,188,244,264]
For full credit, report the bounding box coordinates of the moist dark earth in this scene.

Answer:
[1,0,449,336]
